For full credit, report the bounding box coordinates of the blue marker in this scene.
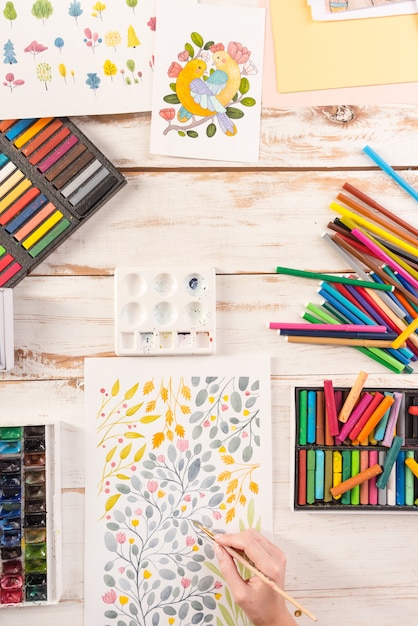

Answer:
[363,145,418,203]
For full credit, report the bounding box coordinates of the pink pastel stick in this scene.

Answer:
[368,450,379,505]
[323,379,339,437]
[351,228,418,290]
[336,392,374,444]
[269,322,387,332]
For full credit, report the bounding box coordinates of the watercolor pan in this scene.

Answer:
[0,118,126,288]
[114,267,216,355]
[291,378,418,512]
[0,423,61,607]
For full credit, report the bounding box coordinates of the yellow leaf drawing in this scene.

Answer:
[227,494,235,504]
[152,432,165,448]
[134,444,146,462]
[180,404,191,415]
[123,432,144,439]
[111,379,120,397]
[161,387,168,402]
[175,424,185,438]
[217,471,231,482]
[167,429,174,441]
[59,63,66,77]
[249,481,259,494]
[140,414,161,424]
[105,493,121,512]
[116,474,130,480]
[146,400,156,413]
[226,508,236,523]
[226,479,238,494]
[182,385,191,400]
[239,494,247,506]
[126,403,143,416]
[120,443,132,460]
[124,383,139,400]
[105,445,117,463]
[221,454,235,465]
[166,408,173,425]
[143,380,154,395]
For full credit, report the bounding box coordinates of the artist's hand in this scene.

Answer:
[215,529,298,626]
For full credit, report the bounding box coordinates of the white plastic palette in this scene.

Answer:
[114,267,216,355]
[0,288,13,371]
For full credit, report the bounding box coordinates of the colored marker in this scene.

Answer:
[275,266,394,291]
[362,145,418,203]
[391,317,418,350]
[269,322,388,332]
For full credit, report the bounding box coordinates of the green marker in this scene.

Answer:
[276,266,394,291]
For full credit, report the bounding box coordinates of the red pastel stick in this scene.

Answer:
[298,449,307,506]
[324,380,339,437]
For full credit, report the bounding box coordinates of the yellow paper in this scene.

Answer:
[270,0,418,92]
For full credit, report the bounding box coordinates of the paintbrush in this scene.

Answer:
[192,520,318,622]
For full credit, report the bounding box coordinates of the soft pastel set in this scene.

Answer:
[0,423,61,607]
[0,117,126,288]
[292,375,418,511]
[114,267,216,355]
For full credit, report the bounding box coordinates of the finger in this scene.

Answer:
[215,545,249,593]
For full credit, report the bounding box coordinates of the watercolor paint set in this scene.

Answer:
[0,423,61,607]
[0,117,126,288]
[291,378,418,512]
[0,289,13,372]
[114,267,216,355]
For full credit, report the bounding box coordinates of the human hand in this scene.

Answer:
[214,529,298,626]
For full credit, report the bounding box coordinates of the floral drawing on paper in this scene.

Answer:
[93,371,264,626]
[159,32,258,140]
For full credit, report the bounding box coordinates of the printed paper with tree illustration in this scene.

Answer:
[150,0,266,163]
[84,356,272,626]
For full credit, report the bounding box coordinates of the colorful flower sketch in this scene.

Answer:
[84,357,272,626]
[160,33,258,140]
[328,0,406,12]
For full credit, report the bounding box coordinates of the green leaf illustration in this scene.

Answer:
[226,107,244,120]
[164,94,180,104]
[190,31,203,47]
[241,97,256,107]
[239,77,250,94]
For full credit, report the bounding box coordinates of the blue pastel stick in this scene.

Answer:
[315,450,324,500]
[5,118,36,140]
[396,450,406,506]
[363,145,418,203]
[5,193,48,234]
[376,436,403,490]
[0,153,9,168]
[307,390,316,444]
[374,392,394,441]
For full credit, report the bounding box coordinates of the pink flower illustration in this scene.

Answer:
[203,420,210,428]
[209,43,224,53]
[102,589,117,604]
[242,431,249,438]
[181,577,191,588]
[227,41,251,65]
[147,16,156,31]
[185,536,195,547]
[177,50,189,62]
[221,404,228,412]
[168,61,182,78]
[176,439,189,452]
[157,455,165,463]
[147,480,158,493]
[184,494,191,502]
[213,511,222,520]
[214,581,223,589]
[159,108,175,122]
[116,532,126,544]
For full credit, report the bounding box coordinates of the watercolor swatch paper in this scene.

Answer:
[150,0,266,163]
[0,0,157,118]
[84,355,272,626]
[309,0,417,21]
[270,0,418,93]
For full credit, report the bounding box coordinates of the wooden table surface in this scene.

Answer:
[2,2,418,623]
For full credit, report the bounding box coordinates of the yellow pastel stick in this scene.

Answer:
[22,211,63,249]
[332,450,342,500]
[0,178,32,214]
[405,457,418,479]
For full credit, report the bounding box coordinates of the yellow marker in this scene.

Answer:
[405,457,418,479]
[391,317,418,350]
[22,211,63,249]
[332,450,342,500]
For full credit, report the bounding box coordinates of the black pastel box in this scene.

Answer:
[0,423,61,607]
[291,379,418,512]
[0,117,126,288]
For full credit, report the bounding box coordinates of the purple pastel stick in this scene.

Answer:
[382,392,403,447]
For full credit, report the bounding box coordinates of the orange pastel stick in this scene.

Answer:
[329,463,382,498]
[356,395,395,444]
[338,370,368,423]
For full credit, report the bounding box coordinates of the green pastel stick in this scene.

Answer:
[376,436,403,489]
[324,450,333,502]
[298,390,307,446]
[350,450,360,505]
[307,449,316,504]
[405,450,415,506]
[341,450,352,505]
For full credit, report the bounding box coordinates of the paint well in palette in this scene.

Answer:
[0,117,126,287]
